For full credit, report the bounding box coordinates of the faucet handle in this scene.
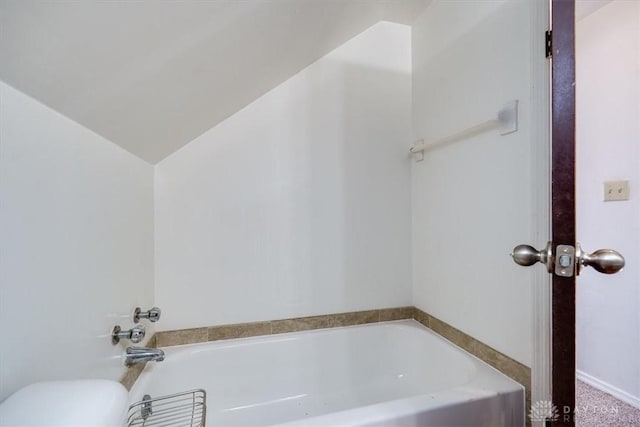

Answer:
[112,324,146,345]
[134,307,161,323]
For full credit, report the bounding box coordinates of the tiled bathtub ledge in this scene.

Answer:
[119,307,412,390]
[155,306,413,347]
[120,361,147,391]
[121,305,531,411]
[411,307,532,415]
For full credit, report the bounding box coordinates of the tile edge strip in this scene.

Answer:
[412,307,531,419]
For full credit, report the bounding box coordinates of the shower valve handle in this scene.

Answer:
[134,307,162,323]
[112,324,146,345]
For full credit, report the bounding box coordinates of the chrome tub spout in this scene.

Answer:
[125,347,165,366]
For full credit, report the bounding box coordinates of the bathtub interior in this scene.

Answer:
[129,320,523,426]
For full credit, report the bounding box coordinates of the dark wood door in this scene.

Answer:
[551,0,576,425]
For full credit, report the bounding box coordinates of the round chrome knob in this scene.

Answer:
[511,242,553,272]
[577,244,625,275]
[129,325,146,343]
[134,306,162,323]
[512,245,543,266]
[111,324,146,345]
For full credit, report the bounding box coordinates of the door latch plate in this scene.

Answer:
[555,245,575,277]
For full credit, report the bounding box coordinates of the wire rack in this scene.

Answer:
[127,389,206,427]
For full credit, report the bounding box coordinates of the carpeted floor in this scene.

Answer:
[576,380,640,426]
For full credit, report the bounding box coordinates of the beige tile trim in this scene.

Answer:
[122,308,413,390]
[412,307,531,417]
[156,327,208,347]
[120,361,146,391]
[209,321,271,341]
[155,306,413,347]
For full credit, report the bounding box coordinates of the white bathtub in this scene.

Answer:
[129,320,524,426]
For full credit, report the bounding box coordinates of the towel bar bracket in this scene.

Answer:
[410,100,518,161]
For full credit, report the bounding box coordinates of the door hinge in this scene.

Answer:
[545,30,552,58]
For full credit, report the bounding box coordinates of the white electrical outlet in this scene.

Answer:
[603,180,630,201]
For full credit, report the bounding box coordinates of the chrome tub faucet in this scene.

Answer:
[125,347,165,366]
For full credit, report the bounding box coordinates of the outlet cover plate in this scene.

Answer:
[604,180,630,201]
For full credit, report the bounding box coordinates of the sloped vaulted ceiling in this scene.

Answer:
[0,0,429,163]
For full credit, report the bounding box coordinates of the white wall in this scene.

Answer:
[576,0,640,404]
[0,82,154,401]
[411,0,545,366]
[155,22,413,331]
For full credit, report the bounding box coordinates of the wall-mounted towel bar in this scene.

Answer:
[410,100,518,162]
